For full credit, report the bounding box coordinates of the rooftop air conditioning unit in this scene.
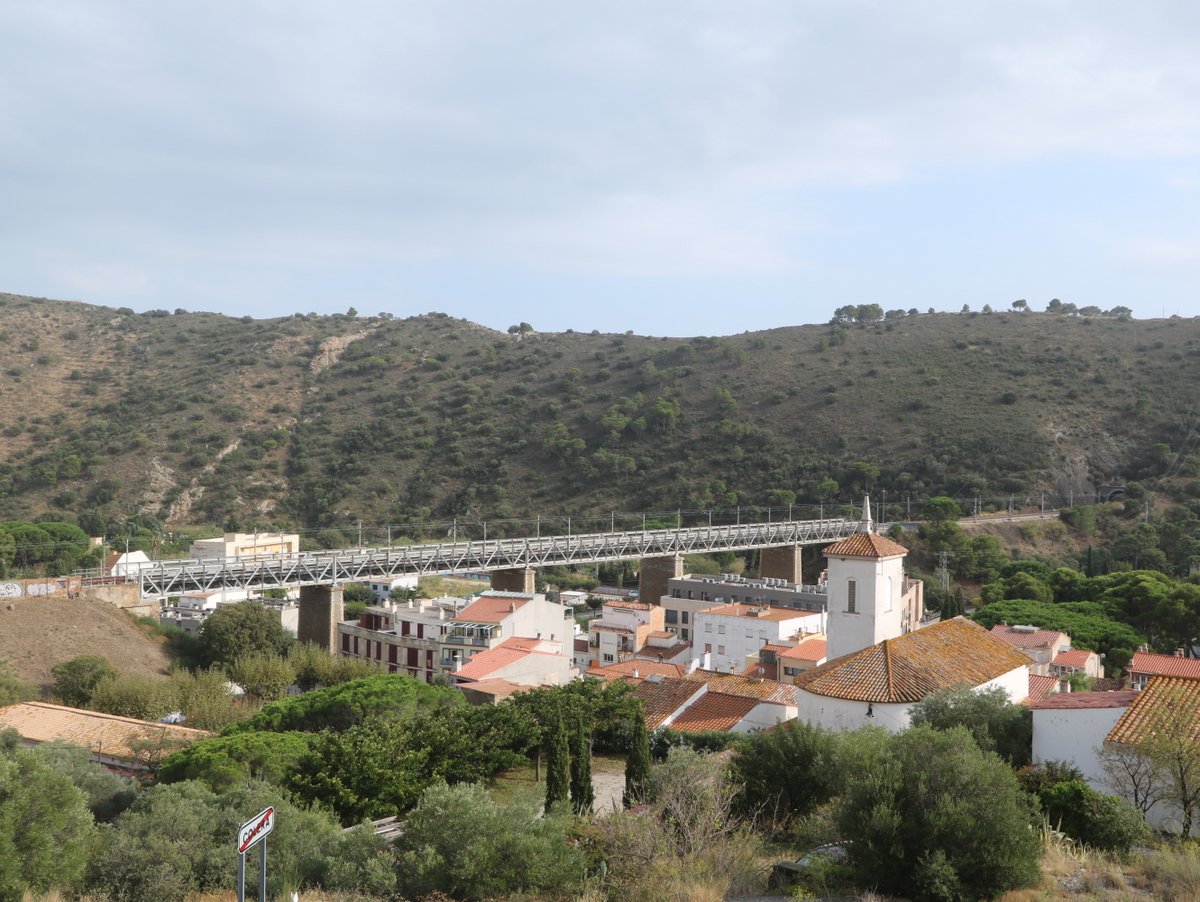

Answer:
[1012,624,1039,633]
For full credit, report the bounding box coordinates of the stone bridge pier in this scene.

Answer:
[759,544,802,584]
[297,584,344,652]
[490,568,536,594]
[638,554,682,605]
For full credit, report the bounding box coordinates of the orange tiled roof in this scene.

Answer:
[684,670,800,705]
[793,617,1031,703]
[822,532,908,559]
[1129,651,1200,680]
[990,624,1070,651]
[604,600,652,611]
[1029,690,1137,710]
[453,637,560,681]
[585,659,685,682]
[1107,675,1200,746]
[454,593,531,623]
[0,702,212,763]
[780,636,827,663]
[701,603,817,622]
[1024,673,1060,705]
[633,677,706,729]
[672,692,759,733]
[1052,648,1097,668]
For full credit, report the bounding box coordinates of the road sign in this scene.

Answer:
[237,807,274,854]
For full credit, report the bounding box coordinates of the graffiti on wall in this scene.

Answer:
[0,577,83,598]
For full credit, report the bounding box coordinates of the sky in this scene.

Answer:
[3,1,1200,336]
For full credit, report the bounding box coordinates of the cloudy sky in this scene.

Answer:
[3,1,1200,335]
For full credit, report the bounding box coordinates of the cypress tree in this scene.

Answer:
[545,713,570,814]
[569,713,594,815]
[623,707,651,808]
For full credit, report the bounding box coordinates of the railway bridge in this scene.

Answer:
[138,517,858,649]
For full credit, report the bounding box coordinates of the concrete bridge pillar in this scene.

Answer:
[298,584,344,652]
[491,568,536,594]
[760,545,802,584]
[639,554,682,605]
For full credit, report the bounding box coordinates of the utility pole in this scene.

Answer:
[881,489,887,527]
[357,520,363,549]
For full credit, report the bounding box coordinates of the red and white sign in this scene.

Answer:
[237,807,275,854]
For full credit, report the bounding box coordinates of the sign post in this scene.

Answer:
[236,806,275,902]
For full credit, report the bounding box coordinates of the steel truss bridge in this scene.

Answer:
[137,518,857,597]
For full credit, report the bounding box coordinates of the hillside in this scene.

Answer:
[2,293,1199,536]
[0,594,171,690]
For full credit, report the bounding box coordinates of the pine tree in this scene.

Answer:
[545,714,570,814]
[624,708,651,808]
[569,713,594,815]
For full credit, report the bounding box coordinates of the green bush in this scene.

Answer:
[908,684,1033,766]
[1039,779,1149,853]
[158,731,314,792]
[838,725,1041,901]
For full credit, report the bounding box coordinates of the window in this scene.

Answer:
[704,643,712,654]
[705,622,713,633]
[682,611,689,624]
[665,609,678,624]
[681,629,689,640]
[884,576,893,612]
[603,653,614,663]
[717,645,726,656]
[847,579,857,614]
[718,624,725,635]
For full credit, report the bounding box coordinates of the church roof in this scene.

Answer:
[792,617,1030,703]
[822,532,909,559]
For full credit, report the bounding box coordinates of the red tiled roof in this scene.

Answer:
[454,594,531,623]
[586,659,686,682]
[1052,648,1097,668]
[1108,675,1200,746]
[458,679,527,701]
[780,637,827,663]
[633,677,706,729]
[822,532,908,559]
[1028,690,1137,710]
[1129,652,1200,680]
[453,637,559,681]
[1024,673,1060,704]
[793,617,1030,703]
[672,692,759,733]
[647,630,674,639]
[685,670,800,705]
[990,624,1070,651]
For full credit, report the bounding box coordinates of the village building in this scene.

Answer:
[632,670,800,734]
[1049,647,1104,680]
[0,701,212,771]
[1127,649,1200,690]
[693,603,824,674]
[583,599,690,670]
[792,617,1031,733]
[1029,690,1138,789]
[1105,675,1200,835]
[364,574,419,603]
[188,531,300,559]
[989,624,1073,675]
[338,596,464,681]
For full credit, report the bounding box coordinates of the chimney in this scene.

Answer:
[632,668,640,679]
[1059,678,1071,693]
[702,651,711,670]
[1177,649,1186,658]
[509,602,516,613]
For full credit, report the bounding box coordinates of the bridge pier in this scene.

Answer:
[491,568,536,594]
[760,545,802,584]
[639,554,682,605]
[297,584,344,652]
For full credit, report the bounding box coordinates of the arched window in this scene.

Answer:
[847,579,857,614]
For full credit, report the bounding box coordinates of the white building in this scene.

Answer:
[104,550,152,578]
[823,500,923,661]
[793,617,1032,733]
[338,596,466,681]
[660,573,826,643]
[693,603,824,674]
[365,574,419,603]
[1030,691,1137,792]
[439,591,575,680]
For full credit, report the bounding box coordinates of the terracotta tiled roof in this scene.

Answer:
[780,636,827,663]
[1092,677,1125,692]
[822,532,908,559]
[1107,675,1200,746]
[760,643,793,654]
[1052,648,1097,668]
[633,677,706,729]
[990,624,1070,651]
[585,660,685,682]
[1028,690,1137,710]
[1129,652,1200,680]
[454,593,531,623]
[458,679,526,701]
[700,603,818,623]
[793,617,1031,703]
[647,630,674,639]
[604,600,652,611]
[672,692,759,733]
[684,670,800,705]
[453,637,560,681]
[1024,673,1060,704]
[0,702,212,764]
